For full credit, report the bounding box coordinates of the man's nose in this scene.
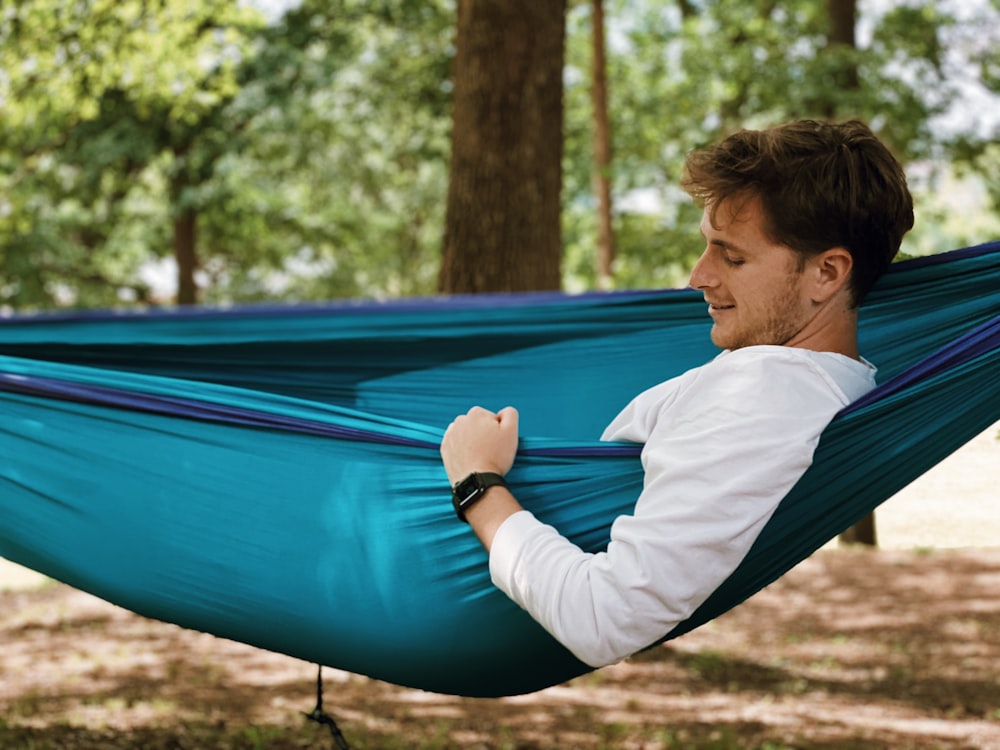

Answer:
[688,249,716,290]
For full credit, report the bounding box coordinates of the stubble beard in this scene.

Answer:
[710,274,807,351]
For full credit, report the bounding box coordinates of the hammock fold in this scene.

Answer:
[0,241,998,697]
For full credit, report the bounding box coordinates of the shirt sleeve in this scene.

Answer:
[488,350,855,668]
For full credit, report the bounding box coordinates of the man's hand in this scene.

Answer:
[441,406,522,549]
[441,406,520,485]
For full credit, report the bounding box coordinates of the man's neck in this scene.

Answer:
[786,306,861,360]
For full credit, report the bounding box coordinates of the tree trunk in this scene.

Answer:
[827,0,877,547]
[823,0,860,113]
[438,0,566,294]
[590,0,615,289]
[826,0,858,66]
[174,207,198,305]
[676,0,697,20]
[839,512,877,547]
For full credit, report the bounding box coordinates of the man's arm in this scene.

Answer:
[440,351,859,668]
[440,405,523,549]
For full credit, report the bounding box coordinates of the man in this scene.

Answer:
[440,120,914,668]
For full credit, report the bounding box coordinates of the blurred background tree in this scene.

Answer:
[561,0,1000,291]
[0,0,266,306]
[0,0,454,307]
[1,0,998,309]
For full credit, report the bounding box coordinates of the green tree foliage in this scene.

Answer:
[1,0,997,308]
[940,0,1000,245]
[0,0,453,308]
[1,0,265,307]
[562,0,999,291]
[202,0,453,303]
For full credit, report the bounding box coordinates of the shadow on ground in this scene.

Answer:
[2,547,999,749]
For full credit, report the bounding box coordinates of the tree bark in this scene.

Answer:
[590,0,616,289]
[826,0,858,53]
[676,0,697,20]
[823,0,860,113]
[174,207,198,305]
[438,0,566,294]
[827,0,877,547]
[839,512,878,547]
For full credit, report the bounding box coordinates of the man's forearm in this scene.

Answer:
[462,487,523,550]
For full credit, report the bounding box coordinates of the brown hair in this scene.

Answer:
[681,120,914,306]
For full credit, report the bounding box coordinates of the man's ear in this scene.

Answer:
[809,247,853,304]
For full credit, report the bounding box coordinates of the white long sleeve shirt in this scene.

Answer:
[489,345,877,667]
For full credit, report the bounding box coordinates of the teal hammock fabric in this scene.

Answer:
[0,241,998,698]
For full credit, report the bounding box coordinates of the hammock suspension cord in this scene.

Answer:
[303,665,352,750]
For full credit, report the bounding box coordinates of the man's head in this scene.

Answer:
[682,119,914,308]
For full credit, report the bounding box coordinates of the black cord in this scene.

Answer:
[304,664,351,750]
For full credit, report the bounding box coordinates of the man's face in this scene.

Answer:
[689,197,814,351]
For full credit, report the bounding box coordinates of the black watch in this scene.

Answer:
[451,471,508,522]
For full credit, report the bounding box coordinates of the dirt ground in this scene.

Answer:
[1,426,998,749]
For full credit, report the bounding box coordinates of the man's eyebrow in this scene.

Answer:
[707,237,751,254]
[698,216,751,254]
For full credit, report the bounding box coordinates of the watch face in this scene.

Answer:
[454,475,482,505]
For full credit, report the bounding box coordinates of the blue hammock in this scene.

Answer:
[0,242,998,698]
